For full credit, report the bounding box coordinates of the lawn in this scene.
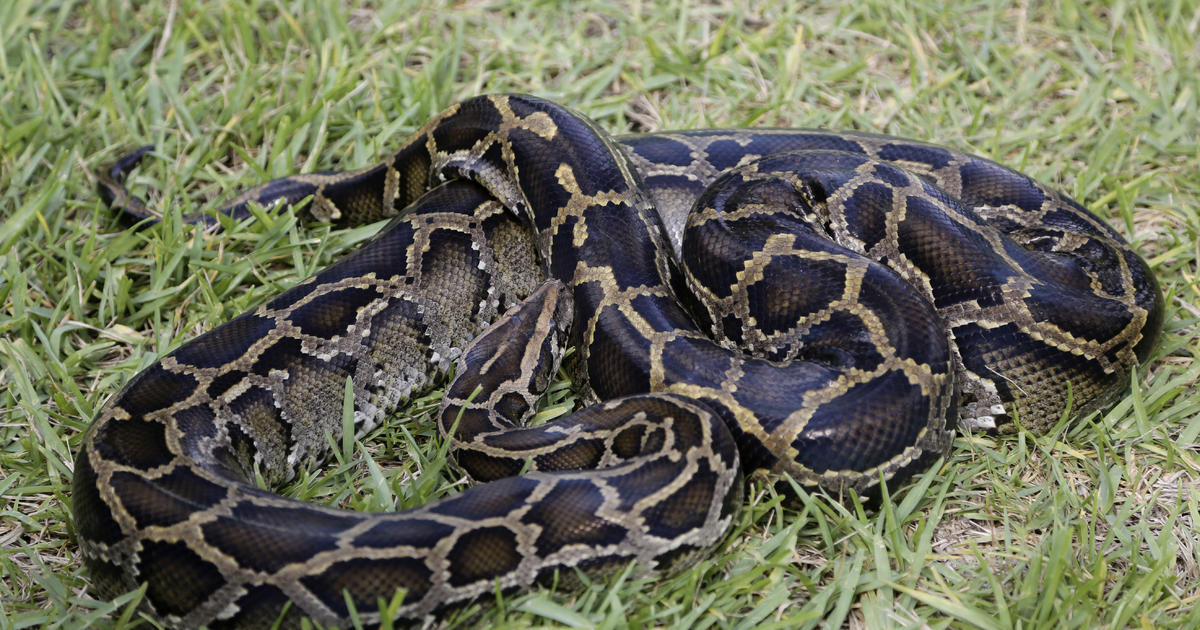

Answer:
[1,0,1198,628]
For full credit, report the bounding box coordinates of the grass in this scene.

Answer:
[2,0,1198,627]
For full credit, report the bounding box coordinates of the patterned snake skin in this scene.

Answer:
[74,94,1163,627]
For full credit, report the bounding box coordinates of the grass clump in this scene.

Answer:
[2,0,1197,627]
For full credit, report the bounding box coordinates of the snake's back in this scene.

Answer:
[76,95,1162,627]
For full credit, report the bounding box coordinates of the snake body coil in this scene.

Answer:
[74,95,1162,627]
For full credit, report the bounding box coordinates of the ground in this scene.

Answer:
[1,0,1198,628]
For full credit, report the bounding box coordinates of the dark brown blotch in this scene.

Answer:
[205,370,247,401]
[172,314,276,370]
[109,468,229,529]
[118,364,198,418]
[289,286,381,339]
[71,449,125,545]
[641,459,721,539]
[624,135,694,166]
[522,481,627,556]
[609,456,689,507]
[611,424,647,459]
[352,518,457,550]
[878,143,955,171]
[533,438,605,471]
[200,502,356,574]
[300,556,434,617]
[454,449,524,481]
[172,403,218,458]
[93,416,175,469]
[431,477,540,522]
[795,371,933,473]
[445,526,521,587]
[586,308,653,399]
[137,539,227,618]
[250,336,308,377]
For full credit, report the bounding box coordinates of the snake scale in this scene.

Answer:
[74,94,1163,627]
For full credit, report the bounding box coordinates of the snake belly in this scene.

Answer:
[74,94,1163,627]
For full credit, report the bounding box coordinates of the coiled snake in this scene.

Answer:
[73,95,1163,627]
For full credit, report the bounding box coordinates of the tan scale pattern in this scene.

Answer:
[77,95,1162,627]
